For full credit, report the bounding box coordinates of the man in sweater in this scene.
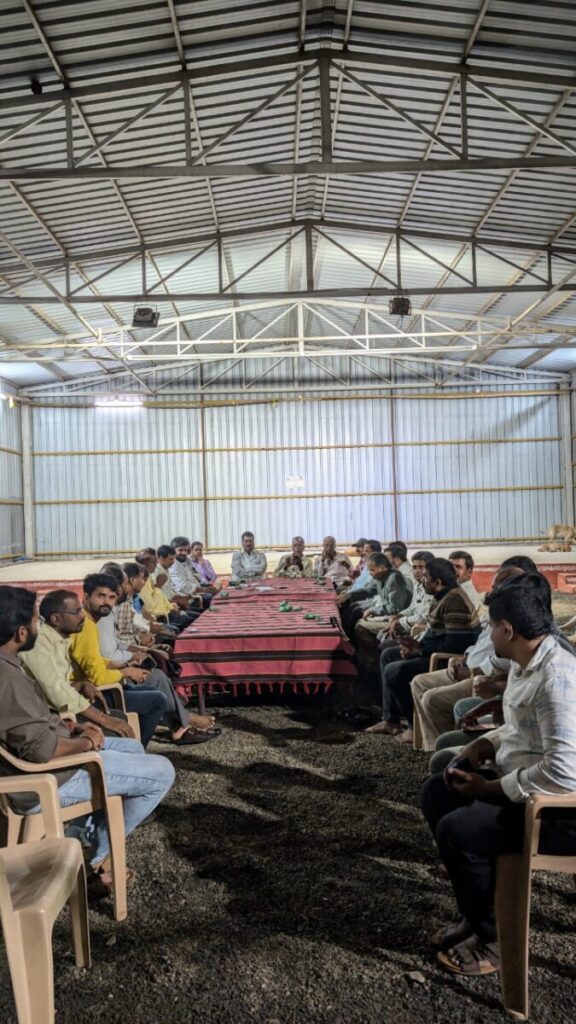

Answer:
[366,558,480,739]
[353,553,414,668]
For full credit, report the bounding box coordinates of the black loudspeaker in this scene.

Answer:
[132,305,160,328]
[389,296,412,317]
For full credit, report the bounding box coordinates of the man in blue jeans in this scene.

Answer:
[0,586,175,883]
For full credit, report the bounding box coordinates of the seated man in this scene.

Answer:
[337,540,382,604]
[274,536,315,578]
[379,549,435,641]
[383,542,415,594]
[189,541,221,593]
[449,550,482,611]
[69,574,218,747]
[410,565,521,751]
[367,558,480,739]
[168,537,204,599]
[420,572,576,978]
[20,589,135,740]
[155,545,200,615]
[231,531,267,581]
[353,553,414,667]
[136,547,197,630]
[314,536,352,588]
[0,585,175,892]
[347,537,369,579]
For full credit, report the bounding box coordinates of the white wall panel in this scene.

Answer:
[0,399,24,560]
[30,389,564,556]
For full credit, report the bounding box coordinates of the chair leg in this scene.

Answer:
[0,809,23,847]
[68,861,91,969]
[17,912,56,1024]
[412,708,424,750]
[495,853,532,1021]
[105,795,127,923]
[21,812,46,843]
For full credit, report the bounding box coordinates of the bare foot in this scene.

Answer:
[188,712,216,731]
[364,720,402,735]
[394,728,414,745]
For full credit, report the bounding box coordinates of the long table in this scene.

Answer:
[174,577,357,701]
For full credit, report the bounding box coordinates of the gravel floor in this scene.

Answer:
[2,698,576,1024]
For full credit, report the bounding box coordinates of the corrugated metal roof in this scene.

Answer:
[0,1,575,389]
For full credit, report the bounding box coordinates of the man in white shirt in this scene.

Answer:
[421,572,576,978]
[168,536,202,598]
[231,531,267,581]
[449,549,482,611]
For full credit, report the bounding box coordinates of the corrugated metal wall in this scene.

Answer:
[31,390,563,556]
[0,398,24,561]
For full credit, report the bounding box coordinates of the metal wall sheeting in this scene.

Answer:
[0,399,24,559]
[30,390,563,555]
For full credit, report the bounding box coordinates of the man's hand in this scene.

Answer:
[452,659,472,683]
[122,666,150,683]
[75,723,105,750]
[129,652,147,666]
[362,608,374,620]
[455,735,496,771]
[445,768,494,799]
[138,633,155,647]
[460,697,503,730]
[78,680,107,708]
[473,675,506,699]
[103,715,135,739]
[387,616,400,638]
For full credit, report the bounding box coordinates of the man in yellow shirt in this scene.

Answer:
[135,550,199,630]
[21,588,134,739]
[70,574,219,746]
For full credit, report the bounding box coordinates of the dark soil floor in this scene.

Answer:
[2,694,576,1024]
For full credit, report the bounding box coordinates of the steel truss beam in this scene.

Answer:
[2,53,576,182]
[1,222,574,305]
[1,49,575,115]
[1,153,575,181]
[1,220,572,281]
[1,301,572,379]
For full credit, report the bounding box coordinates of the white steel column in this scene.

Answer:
[560,383,574,526]
[20,404,36,558]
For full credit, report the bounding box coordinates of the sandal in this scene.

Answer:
[172,728,220,745]
[437,934,500,976]
[431,918,473,951]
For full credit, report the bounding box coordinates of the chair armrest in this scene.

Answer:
[0,774,64,837]
[527,792,576,816]
[429,652,459,673]
[99,683,126,712]
[524,791,576,860]
[0,747,108,811]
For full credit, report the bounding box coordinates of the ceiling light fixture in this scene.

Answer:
[94,394,144,409]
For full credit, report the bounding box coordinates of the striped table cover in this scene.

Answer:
[174,578,356,698]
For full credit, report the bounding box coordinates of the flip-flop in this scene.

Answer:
[172,728,219,745]
[437,935,500,976]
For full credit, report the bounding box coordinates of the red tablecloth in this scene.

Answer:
[174,578,356,697]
